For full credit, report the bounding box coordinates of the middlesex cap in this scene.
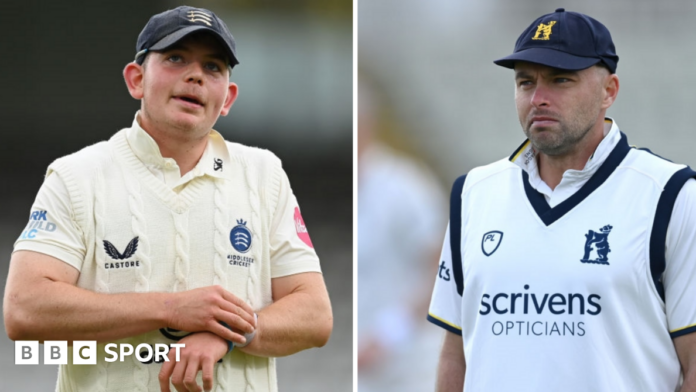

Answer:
[494,8,618,73]
[135,6,239,68]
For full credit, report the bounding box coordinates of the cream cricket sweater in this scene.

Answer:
[45,129,290,392]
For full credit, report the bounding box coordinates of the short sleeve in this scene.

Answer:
[13,172,86,271]
[664,178,696,338]
[427,224,462,335]
[269,166,321,278]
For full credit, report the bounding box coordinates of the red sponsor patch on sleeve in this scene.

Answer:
[294,207,313,248]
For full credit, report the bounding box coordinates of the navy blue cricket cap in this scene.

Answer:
[135,6,239,68]
[494,8,618,73]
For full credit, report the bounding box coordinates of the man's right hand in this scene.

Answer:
[165,286,256,345]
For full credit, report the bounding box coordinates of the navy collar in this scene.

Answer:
[522,132,631,226]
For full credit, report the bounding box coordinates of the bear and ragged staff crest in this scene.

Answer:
[581,225,612,265]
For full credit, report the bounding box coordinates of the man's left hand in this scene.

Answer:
[159,332,228,392]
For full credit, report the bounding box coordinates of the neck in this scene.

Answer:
[137,113,209,176]
[537,118,606,190]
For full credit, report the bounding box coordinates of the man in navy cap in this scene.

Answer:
[428,9,696,391]
[5,6,332,392]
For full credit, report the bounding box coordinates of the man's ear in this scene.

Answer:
[601,73,619,110]
[220,83,239,116]
[123,62,145,100]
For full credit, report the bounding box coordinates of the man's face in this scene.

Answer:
[139,33,234,136]
[514,62,608,156]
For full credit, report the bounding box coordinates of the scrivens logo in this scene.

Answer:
[479,284,601,337]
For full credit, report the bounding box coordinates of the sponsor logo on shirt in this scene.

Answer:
[438,260,451,281]
[213,157,223,171]
[102,237,141,269]
[581,225,613,265]
[294,207,313,248]
[481,230,503,256]
[479,284,602,337]
[19,210,57,239]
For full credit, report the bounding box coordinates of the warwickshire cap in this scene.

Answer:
[494,8,618,73]
[135,6,239,68]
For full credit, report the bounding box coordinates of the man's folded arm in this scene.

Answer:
[3,250,255,344]
[237,271,332,357]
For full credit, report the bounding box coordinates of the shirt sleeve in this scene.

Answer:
[269,166,322,278]
[427,224,462,335]
[13,171,86,271]
[664,178,696,337]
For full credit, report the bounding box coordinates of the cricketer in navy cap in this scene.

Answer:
[134,5,239,68]
[428,7,696,392]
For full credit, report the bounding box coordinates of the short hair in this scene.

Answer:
[595,62,613,75]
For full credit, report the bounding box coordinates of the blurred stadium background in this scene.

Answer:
[359,0,696,390]
[0,1,352,391]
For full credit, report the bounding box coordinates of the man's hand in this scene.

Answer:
[166,286,256,345]
[159,332,228,392]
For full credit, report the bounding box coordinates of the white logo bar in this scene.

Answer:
[14,341,185,365]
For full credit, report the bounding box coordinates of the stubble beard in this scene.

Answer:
[522,98,601,157]
[524,120,594,157]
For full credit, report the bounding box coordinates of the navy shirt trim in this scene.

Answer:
[522,132,631,226]
[450,175,467,297]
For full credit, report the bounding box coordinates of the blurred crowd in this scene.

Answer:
[358,79,446,391]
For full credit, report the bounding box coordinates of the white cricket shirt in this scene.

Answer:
[429,119,696,391]
[13,113,321,391]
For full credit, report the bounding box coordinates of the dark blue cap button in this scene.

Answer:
[555,8,565,12]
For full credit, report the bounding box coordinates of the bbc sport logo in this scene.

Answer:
[15,341,185,365]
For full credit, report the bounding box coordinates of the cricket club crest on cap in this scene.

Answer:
[494,8,618,73]
[230,219,252,253]
[134,5,239,67]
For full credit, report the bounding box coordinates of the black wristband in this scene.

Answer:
[218,321,235,352]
